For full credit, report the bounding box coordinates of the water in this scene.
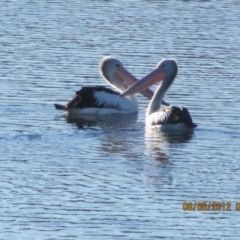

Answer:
[1,0,240,239]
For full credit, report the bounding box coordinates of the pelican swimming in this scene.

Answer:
[54,56,169,116]
[120,59,197,131]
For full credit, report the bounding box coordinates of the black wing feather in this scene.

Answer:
[152,106,197,128]
[54,86,120,110]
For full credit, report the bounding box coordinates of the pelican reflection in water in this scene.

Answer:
[66,113,138,130]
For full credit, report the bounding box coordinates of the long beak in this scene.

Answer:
[119,68,166,97]
[114,68,154,100]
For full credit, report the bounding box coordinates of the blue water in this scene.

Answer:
[1,0,240,239]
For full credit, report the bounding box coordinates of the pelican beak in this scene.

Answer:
[119,68,166,97]
[114,67,154,99]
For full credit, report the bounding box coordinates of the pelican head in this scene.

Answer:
[99,56,154,99]
[156,59,178,91]
[100,56,128,92]
[120,59,178,97]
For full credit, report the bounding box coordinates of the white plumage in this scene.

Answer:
[94,90,138,113]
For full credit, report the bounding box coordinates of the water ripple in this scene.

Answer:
[1,0,240,239]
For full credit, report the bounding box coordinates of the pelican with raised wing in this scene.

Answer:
[120,59,197,131]
[54,56,169,116]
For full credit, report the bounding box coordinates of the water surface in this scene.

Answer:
[1,0,240,239]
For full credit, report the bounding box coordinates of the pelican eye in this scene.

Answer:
[116,64,120,67]
[162,64,165,67]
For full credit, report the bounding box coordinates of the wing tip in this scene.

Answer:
[54,104,66,111]
[190,123,198,128]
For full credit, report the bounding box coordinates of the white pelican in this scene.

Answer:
[120,59,197,131]
[54,56,169,116]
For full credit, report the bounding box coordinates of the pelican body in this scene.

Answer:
[120,59,197,131]
[54,56,161,116]
[55,85,138,115]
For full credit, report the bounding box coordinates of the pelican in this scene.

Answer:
[120,59,197,131]
[54,56,169,116]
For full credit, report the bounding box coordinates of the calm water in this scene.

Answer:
[1,0,240,239]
